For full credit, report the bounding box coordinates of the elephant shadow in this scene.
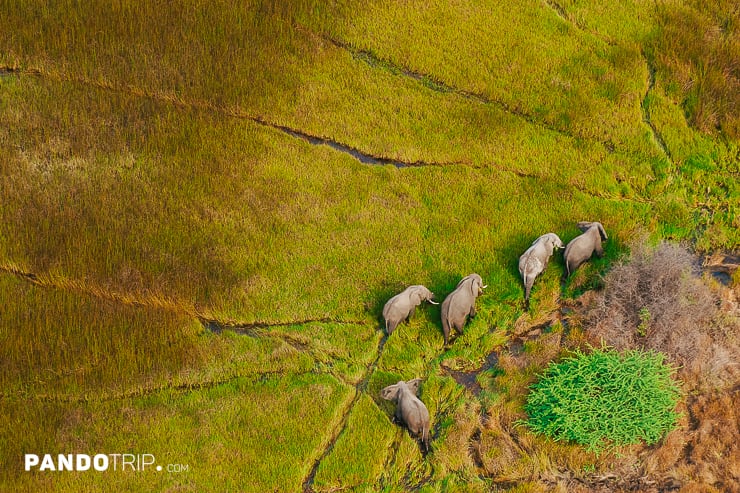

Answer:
[367,276,455,334]
[366,281,405,330]
[426,271,460,328]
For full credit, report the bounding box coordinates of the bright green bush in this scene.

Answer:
[524,348,681,453]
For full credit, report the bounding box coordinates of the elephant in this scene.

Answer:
[440,274,486,345]
[382,285,438,335]
[380,378,430,452]
[518,233,564,307]
[564,221,608,276]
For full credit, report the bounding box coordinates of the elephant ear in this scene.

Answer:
[410,287,424,305]
[548,234,564,250]
[469,275,482,297]
[577,221,595,232]
[380,383,400,401]
[422,286,432,301]
[405,378,423,396]
[597,223,608,241]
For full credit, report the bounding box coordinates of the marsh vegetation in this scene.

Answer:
[0,0,738,491]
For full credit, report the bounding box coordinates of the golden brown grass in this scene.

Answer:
[649,0,740,140]
[639,390,740,492]
[0,272,333,399]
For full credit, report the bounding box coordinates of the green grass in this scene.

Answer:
[0,74,665,324]
[1,373,353,492]
[0,0,737,490]
[312,393,396,491]
[296,0,651,148]
[0,274,313,397]
[524,348,682,453]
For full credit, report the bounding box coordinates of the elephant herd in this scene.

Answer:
[382,274,487,346]
[380,221,608,451]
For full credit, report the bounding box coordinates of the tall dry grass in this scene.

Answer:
[648,0,740,139]
[0,273,324,398]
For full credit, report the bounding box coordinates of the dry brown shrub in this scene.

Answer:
[640,400,692,476]
[585,241,739,390]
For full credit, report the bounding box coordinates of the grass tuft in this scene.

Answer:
[523,347,681,453]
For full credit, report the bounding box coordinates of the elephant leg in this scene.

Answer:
[408,306,416,319]
[567,258,581,276]
[595,244,604,258]
[469,305,477,319]
[387,320,399,335]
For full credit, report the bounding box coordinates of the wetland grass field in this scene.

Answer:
[1,1,738,491]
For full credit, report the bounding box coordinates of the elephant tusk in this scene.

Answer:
[428,300,439,305]
[482,285,488,289]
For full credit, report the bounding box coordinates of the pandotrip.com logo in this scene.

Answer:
[25,454,190,473]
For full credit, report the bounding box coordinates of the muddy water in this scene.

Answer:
[444,351,499,396]
[444,315,568,396]
[278,125,406,167]
[703,253,739,286]
[641,57,673,162]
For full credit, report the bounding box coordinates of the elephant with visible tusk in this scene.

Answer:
[440,274,486,346]
[564,221,608,276]
[518,233,564,308]
[380,379,430,453]
[382,285,438,335]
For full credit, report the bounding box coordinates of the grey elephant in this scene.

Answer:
[518,233,564,307]
[564,221,608,276]
[380,379,430,452]
[382,285,438,335]
[440,274,486,345]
